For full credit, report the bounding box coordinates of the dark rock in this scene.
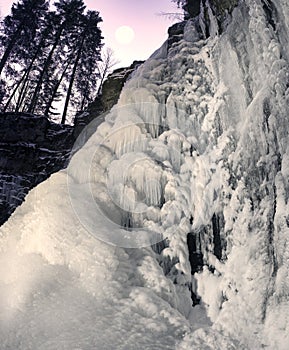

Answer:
[261,0,276,31]
[0,112,49,144]
[212,213,223,260]
[185,0,239,19]
[101,60,144,111]
[168,21,186,37]
[168,21,186,48]
[209,0,239,17]
[73,60,144,139]
[184,0,201,18]
[187,231,204,275]
[0,112,75,224]
[181,0,239,36]
[186,212,226,304]
[0,199,11,226]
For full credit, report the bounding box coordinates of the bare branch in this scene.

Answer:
[156,11,184,21]
[97,47,119,95]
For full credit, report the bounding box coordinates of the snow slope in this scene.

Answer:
[1,0,289,348]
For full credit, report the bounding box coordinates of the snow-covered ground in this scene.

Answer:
[1,0,289,348]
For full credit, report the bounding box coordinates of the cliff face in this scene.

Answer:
[0,113,74,225]
[185,0,238,18]
[183,0,239,35]
[73,61,144,138]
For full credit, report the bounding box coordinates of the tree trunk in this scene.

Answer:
[4,42,43,111]
[4,70,27,111]
[44,57,72,117]
[61,38,84,124]
[80,90,88,111]
[27,27,63,113]
[15,78,30,112]
[0,25,23,75]
[97,65,108,95]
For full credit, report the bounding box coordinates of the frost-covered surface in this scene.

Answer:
[1,0,289,348]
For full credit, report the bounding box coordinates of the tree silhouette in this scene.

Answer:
[0,0,48,75]
[0,0,103,123]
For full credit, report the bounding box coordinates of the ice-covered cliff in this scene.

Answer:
[1,0,289,349]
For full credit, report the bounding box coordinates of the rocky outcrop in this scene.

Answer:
[182,0,239,35]
[73,60,144,139]
[101,61,144,111]
[168,21,187,48]
[185,0,239,19]
[0,112,75,225]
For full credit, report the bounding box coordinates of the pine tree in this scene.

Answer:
[0,0,48,75]
[1,0,103,121]
[27,0,86,114]
[3,15,53,112]
[61,10,102,124]
[43,55,73,118]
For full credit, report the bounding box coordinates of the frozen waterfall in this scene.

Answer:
[1,0,289,349]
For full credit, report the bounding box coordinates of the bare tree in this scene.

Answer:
[156,11,184,21]
[96,47,119,95]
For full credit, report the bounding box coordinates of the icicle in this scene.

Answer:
[199,0,207,39]
[206,0,219,37]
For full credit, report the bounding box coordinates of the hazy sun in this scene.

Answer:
[115,26,135,45]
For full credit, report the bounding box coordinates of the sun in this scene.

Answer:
[115,26,135,45]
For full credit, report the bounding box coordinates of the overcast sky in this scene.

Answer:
[0,0,182,67]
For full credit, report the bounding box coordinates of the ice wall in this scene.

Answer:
[1,0,289,349]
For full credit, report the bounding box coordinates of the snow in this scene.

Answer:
[1,0,289,348]
[0,173,190,349]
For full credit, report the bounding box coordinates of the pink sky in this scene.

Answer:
[0,0,182,67]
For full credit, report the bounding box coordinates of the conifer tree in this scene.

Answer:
[27,0,86,114]
[3,15,53,112]
[1,0,103,121]
[61,9,102,124]
[0,0,48,75]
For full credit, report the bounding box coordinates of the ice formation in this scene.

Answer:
[1,0,289,348]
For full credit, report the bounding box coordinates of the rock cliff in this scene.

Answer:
[0,112,74,225]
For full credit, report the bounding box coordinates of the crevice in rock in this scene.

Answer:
[187,231,204,275]
[263,98,271,131]
[261,0,276,31]
[212,213,222,260]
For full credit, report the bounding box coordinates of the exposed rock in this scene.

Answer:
[183,0,239,35]
[168,21,187,48]
[100,60,144,111]
[73,60,144,139]
[185,0,239,19]
[0,112,74,225]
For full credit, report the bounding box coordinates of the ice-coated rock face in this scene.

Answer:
[1,0,289,349]
[184,0,239,18]
[183,0,239,34]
